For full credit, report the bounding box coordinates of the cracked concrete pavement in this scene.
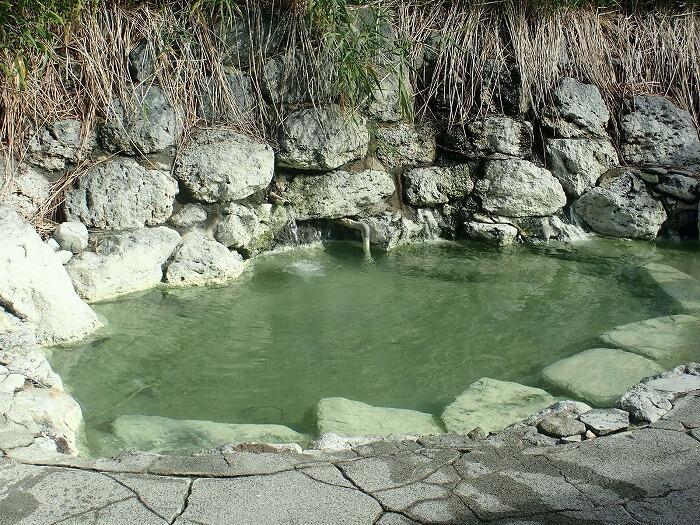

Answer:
[1,391,699,524]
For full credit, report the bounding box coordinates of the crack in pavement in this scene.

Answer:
[103,472,170,522]
[170,478,193,525]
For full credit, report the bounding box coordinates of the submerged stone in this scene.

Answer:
[112,415,308,454]
[599,315,700,363]
[315,397,443,437]
[640,264,700,313]
[441,378,556,434]
[542,348,664,406]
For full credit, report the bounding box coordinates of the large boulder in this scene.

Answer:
[364,212,424,251]
[174,129,274,203]
[441,378,556,434]
[375,121,437,172]
[542,348,664,406]
[621,96,700,169]
[280,170,395,220]
[572,171,667,239]
[443,117,533,159]
[0,164,52,219]
[599,315,700,364]
[0,209,101,345]
[463,219,519,246]
[64,157,178,230]
[112,415,307,454]
[403,165,473,206]
[214,203,278,257]
[315,397,443,437]
[475,160,566,217]
[164,234,245,287]
[543,78,610,138]
[27,119,96,170]
[545,139,618,198]
[276,105,370,170]
[66,227,181,302]
[100,85,179,155]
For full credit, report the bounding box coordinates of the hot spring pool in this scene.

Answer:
[48,239,700,456]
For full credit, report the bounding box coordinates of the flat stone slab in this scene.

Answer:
[645,374,700,395]
[542,348,664,406]
[641,263,700,313]
[579,408,630,436]
[441,378,556,434]
[315,397,443,437]
[112,415,308,454]
[599,314,700,363]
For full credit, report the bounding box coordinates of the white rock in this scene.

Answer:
[544,78,610,138]
[214,203,274,257]
[276,105,370,170]
[168,203,208,231]
[55,250,73,265]
[164,234,245,287]
[542,348,664,406]
[365,212,424,251]
[112,415,307,454]
[27,119,96,170]
[64,157,178,230]
[46,238,60,251]
[621,96,700,169]
[441,378,556,434]
[53,221,89,253]
[1,164,52,220]
[100,85,179,154]
[175,129,274,203]
[0,209,101,345]
[67,227,181,302]
[545,139,618,198]
[281,170,395,220]
[403,165,473,206]
[475,159,567,217]
[618,384,673,424]
[316,397,443,437]
[463,221,519,246]
[573,171,667,240]
[375,121,437,172]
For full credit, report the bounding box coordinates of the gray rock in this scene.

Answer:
[375,121,437,172]
[463,220,519,245]
[1,164,52,219]
[281,169,395,220]
[621,95,700,169]
[403,165,473,206]
[112,414,307,454]
[475,159,567,217]
[640,263,700,313]
[364,212,424,251]
[128,40,155,82]
[315,397,443,437]
[618,384,674,423]
[199,69,258,122]
[276,105,370,170]
[441,378,556,434]
[444,117,533,158]
[368,70,410,122]
[415,205,459,240]
[522,400,593,426]
[509,215,590,243]
[67,226,181,302]
[573,171,667,239]
[214,203,275,257]
[27,119,95,170]
[599,315,700,363]
[544,78,610,138]
[542,348,664,406]
[174,129,274,203]
[545,138,618,198]
[261,54,325,107]
[0,208,101,345]
[52,221,89,253]
[168,203,208,231]
[164,234,246,287]
[537,413,586,438]
[579,408,630,436]
[64,157,178,229]
[100,85,179,154]
[655,172,699,202]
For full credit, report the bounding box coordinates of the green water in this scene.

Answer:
[49,239,700,456]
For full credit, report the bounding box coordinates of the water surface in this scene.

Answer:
[49,239,700,456]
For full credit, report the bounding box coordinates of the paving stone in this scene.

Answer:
[542,348,664,406]
[579,409,630,436]
[178,470,383,524]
